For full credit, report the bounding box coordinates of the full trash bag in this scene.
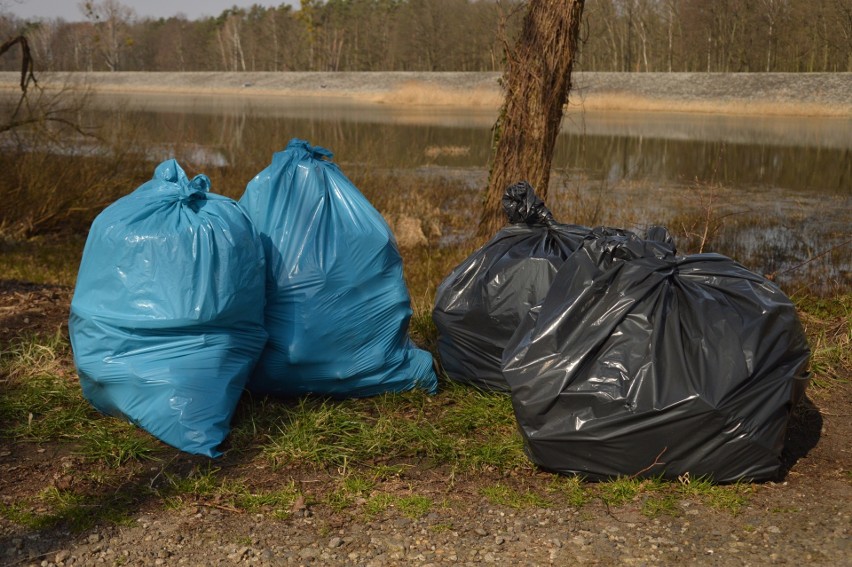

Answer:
[69,160,268,457]
[503,226,811,482]
[238,139,437,397]
[432,181,588,391]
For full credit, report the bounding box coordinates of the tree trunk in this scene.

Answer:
[477,0,586,238]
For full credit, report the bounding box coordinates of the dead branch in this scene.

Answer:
[0,35,38,92]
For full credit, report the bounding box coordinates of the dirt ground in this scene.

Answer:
[0,276,849,566]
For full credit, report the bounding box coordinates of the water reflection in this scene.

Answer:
[557,135,851,192]
[4,93,849,294]
[83,93,851,193]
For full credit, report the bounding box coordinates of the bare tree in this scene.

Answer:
[79,0,135,71]
[478,0,586,237]
[25,20,60,71]
[216,10,247,71]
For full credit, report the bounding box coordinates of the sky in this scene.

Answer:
[4,0,296,22]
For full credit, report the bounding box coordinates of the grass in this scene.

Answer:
[0,235,85,286]
[0,332,160,463]
[0,113,848,535]
[1,237,847,533]
[794,294,852,388]
[78,420,161,466]
[1,331,95,441]
[598,476,657,507]
[481,483,551,510]
[362,492,433,519]
[258,383,527,473]
[548,476,589,508]
[678,477,753,515]
[158,465,302,518]
[0,484,142,533]
[326,474,375,511]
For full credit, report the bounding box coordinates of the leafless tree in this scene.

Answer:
[79,0,136,71]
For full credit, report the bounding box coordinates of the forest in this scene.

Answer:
[1,0,850,74]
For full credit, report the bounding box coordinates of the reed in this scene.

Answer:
[375,82,503,109]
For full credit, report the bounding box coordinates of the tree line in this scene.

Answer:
[0,0,849,74]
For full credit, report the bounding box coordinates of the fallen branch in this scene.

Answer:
[630,447,667,479]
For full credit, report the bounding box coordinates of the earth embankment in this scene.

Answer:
[3,71,851,116]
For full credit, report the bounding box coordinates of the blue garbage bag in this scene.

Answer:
[239,139,437,397]
[69,159,268,457]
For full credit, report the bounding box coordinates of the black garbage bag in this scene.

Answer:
[503,226,811,482]
[433,181,589,391]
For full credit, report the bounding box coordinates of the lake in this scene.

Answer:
[21,93,852,294]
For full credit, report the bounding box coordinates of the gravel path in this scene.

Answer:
[2,378,849,567]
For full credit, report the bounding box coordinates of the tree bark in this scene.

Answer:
[477,0,586,238]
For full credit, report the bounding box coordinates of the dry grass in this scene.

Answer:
[376,82,502,108]
[423,145,472,158]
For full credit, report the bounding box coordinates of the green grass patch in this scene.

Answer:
[1,332,96,441]
[0,486,138,532]
[326,474,375,511]
[1,332,164,464]
[795,294,852,321]
[0,235,84,286]
[397,494,432,518]
[795,293,851,388]
[408,308,440,353]
[364,492,396,517]
[641,491,682,518]
[597,477,650,507]
[547,476,589,508]
[364,493,432,519]
[159,464,300,517]
[231,481,300,514]
[260,383,526,473]
[678,476,752,515]
[78,421,161,466]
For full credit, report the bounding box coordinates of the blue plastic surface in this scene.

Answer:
[69,159,268,457]
[239,139,437,397]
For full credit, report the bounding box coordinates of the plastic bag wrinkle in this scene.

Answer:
[70,159,267,457]
[433,182,589,391]
[503,227,810,482]
[239,138,436,398]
